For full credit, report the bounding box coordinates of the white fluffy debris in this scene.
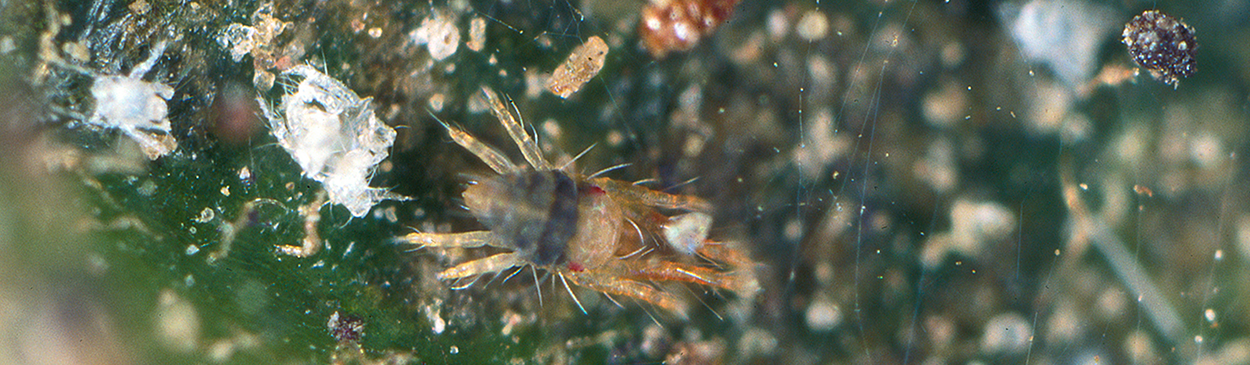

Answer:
[662,212,713,255]
[217,7,288,62]
[219,24,259,62]
[87,42,177,160]
[410,9,460,61]
[259,65,406,217]
[920,199,1017,268]
[1001,0,1116,87]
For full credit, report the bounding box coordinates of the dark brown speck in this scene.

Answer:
[1122,10,1197,88]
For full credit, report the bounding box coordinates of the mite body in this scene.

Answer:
[400,87,759,318]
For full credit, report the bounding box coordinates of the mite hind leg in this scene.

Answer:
[591,178,712,212]
[695,241,757,270]
[624,260,761,298]
[565,270,690,319]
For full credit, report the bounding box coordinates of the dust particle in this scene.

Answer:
[327,311,365,343]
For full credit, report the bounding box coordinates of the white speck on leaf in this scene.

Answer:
[87,42,177,159]
[411,9,460,61]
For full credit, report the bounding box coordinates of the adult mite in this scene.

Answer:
[399,87,759,318]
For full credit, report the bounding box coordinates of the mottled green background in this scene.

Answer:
[1,0,1248,364]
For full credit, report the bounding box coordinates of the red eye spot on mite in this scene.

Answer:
[587,185,606,195]
[568,262,585,272]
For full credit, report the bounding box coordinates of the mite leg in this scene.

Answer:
[438,252,525,280]
[696,241,756,270]
[625,260,760,298]
[591,178,712,212]
[439,121,519,175]
[480,86,552,171]
[565,270,689,319]
[395,231,499,249]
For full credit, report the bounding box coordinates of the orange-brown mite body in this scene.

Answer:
[399,87,759,318]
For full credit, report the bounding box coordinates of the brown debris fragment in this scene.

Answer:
[545,36,609,99]
[277,193,325,257]
[665,339,725,365]
[328,311,365,344]
[1122,10,1197,88]
[638,0,742,58]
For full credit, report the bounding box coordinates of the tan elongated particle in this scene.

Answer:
[546,36,609,99]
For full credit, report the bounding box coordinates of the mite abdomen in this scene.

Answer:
[463,170,579,266]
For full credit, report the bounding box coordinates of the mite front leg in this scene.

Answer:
[438,252,525,280]
[479,86,553,171]
[396,231,498,249]
[439,121,520,175]
[565,270,690,319]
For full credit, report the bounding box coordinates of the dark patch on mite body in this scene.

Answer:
[473,170,579,266]
[534,171,579,266]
